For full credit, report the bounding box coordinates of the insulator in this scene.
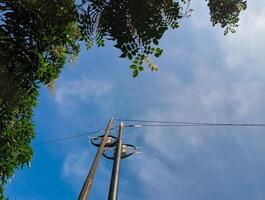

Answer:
[103,143,137,160]
[91,135,116,147]
[121,145,128,157]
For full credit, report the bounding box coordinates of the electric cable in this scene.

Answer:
[33,127,116,146]
[126,123,265,128]
[33,118,265,146]
[118,118,265,127]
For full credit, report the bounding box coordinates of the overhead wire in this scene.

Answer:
[118,118,265,127]
[33,127,116,146]
[33,118,265,146]
[126,123,265,127]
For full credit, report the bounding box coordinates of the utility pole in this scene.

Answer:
[78,117,114,200]
[108,122,124,200]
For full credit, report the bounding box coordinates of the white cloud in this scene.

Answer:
[219,5,265,72]
[61,147,111,199]
[61,149,90,187]
[51,77,114,120]
[54,78,113,109]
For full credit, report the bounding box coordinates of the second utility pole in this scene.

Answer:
[78,117,114,200]
[108,122,125,200]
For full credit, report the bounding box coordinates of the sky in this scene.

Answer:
[5,1,265,200]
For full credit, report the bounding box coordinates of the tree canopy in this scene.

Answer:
[0,0,246,198]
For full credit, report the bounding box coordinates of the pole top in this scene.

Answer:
[119,122,125,128]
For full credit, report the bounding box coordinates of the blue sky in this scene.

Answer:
[5,1,265,199]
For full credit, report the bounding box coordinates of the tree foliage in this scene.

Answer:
[207,0,247,34]
[78,0,246,77]
[79,0,185,75]
[0,0,246,198]
[0,0,80,198]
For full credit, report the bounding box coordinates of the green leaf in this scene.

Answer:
[131,50,137,56]
[151,66,158,71]
[130,65,137,70]
[127,53,133,60]
[133,69,139,78]
[153,38,159,45]
[154,48,163,57]
[138,66,144,71]
[114,44,121,48]
[230,28,236,33]
[120,53,126,58]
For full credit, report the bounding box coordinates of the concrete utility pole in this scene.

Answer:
[108,122,124,200]
[78,117,114,200]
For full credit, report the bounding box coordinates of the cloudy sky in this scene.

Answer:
[5,1,265,200]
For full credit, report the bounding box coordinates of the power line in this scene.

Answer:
[33,122,265,147]
[119,118,265,127]
[33,119,265,146]
[127,124,265,127]
[33,128,116,146]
